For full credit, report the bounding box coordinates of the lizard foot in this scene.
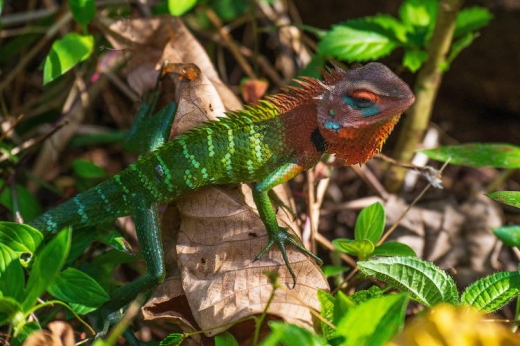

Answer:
[253,227,323,287]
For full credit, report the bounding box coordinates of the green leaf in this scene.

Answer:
[355,202,385,243]
[0,180,42,221]
[318,19,399,62]
[0,296,23,325]
[493,226,520,248]
[317,290,335,340]
[215,331,239,346]
[402,48,428,72]
[47,267,110,314]
[211,0,250,22]
[335,293,408,346]
[444,32,477,71]
[322,265,348,277]
[420,143,520,168]
[43,33,93,84]
[399,0,438,28]
[168,0,197,16]
[461,271,520,313]
[486,191,520,209]
[68,0,96,27]
[261,321,328,346]
[350,285,384,305]
[22,228,71,311]
[454,7,493,38]
[72,159,107,179]
[160,333,186,346]
[373,242,417,257]
[333,291,355,325]
[358,257,459,307]
[0,222,43,255]
[0,244,24,301]
[332,239,374,260]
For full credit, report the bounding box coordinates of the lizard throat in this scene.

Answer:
[323,114,401,165]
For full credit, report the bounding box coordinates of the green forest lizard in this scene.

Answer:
[29,62,415,314]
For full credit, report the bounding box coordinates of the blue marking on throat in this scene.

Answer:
[325,120,341,133]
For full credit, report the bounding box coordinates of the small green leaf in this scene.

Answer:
[261,321,328,346]
[0,296,23,325]
[444,33,477,71]
[0,222,43,254]
[168,0,197,16]
[318,19,398,62]
[322,265,348,277]
[332,239,374,260]
[486,191,520,209]
[0,244,24,301]
[317,290,335,340]
[68,0,96,27]
[22,228,71,311]
[333,291,355,325]
[420,143,520,168]
[43,33,93,84]
[0,180,42,222]
[47,267,110,314]
[215,331,239,346]
[461,271,520,313]
[335,293,408,346]
[350,285,384,305]
[454,7,493,38]
[399,0,438,28]
[373,242,417,257]
[355,202,385,243]
[493,226,520,247]
[358,256,459,307]
[402,48,428,72]
[160,333,186,346]
[72,159,107,179]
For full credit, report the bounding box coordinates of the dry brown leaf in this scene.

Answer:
[115,16,330,340]
[23,321,75,346]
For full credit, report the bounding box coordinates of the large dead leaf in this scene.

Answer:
[101,16,329,339]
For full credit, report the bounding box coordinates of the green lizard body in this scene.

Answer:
[29,62,414,314]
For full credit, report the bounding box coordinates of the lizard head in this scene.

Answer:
[315,62,415,165]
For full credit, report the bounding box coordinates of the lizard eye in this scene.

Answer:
[349,90,379,108]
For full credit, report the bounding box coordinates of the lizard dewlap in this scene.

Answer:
[29,62,414,312]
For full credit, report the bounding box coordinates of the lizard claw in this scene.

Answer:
[253,227,323,287]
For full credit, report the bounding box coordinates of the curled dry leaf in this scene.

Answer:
[24,321,75,346]
[116,17,328,344]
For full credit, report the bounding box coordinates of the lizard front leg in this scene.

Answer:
[252,163,322,286]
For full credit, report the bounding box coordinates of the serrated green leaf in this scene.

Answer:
[350,285,384,305]
[317,290,335,340]
[261,321,328,346]
[461,271,520,312]
[402,49,428,72]
[0,296,23,325]
[68,0,96,27]
[0,244,24,301]
[0,180,42,221]
[420,143,520,168]
[358,257,459,306]
[72,159,107,179]
[47,267,109,314]
[215,331,239,346]
[355,202,385,243]
[22,228,71,311]
[373,242,417,257]
[43,33,93,84]
[168,0,197,16]
[160,333,186,346]
[454,7,493,38]
[486,191,520,209]
[335,293,408,346]
[332,239,374,260]
[0,222,43,255]
[318,19,398,62]
[493,226,520,248]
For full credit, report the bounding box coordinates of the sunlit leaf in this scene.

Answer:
[493,226,520,248]
[168,0,197,16]
[355,202,385,244]
[373,242,417,257]
[461,271,520,312]
[486,191,520,209]
[43,33,93,84]
[420,143,520,168]
[358,256,458,306]
[333,239,374,260]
